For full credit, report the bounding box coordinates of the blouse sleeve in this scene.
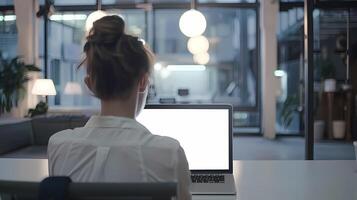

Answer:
[176,146,192,200]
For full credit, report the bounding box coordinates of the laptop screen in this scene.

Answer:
[136,105,230,171]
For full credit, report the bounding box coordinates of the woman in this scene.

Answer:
[48,15,191,200]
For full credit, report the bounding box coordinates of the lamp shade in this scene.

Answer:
[179,9,207,37]
[85,10,107,32]
[32,79,57,96]
[64,82,83,95]
[187,35,209,55]
[193,52,210,65]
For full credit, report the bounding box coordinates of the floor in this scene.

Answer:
[233,136,356,160]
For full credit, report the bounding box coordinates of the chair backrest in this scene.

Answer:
[0,179,177,200]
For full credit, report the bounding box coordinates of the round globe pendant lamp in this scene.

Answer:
[187,35,209,54]
[193,52,210,65]
[85,0,107,32]
[179,0,207,37]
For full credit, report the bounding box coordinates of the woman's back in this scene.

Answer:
[47,15,191,200]
[48,116,191,199]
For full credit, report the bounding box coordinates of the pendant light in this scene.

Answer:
[179,0,207,37]
[193,52,210,65]
[187,35,209,54]
[85,0,107,32]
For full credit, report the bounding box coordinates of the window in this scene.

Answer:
[276,7,304,134]
[0,0,13,6]
[41,10,147,107]
[151,8,259,130]
[0,8,17,59]
[39,12,92,107]
[43,1,260,132]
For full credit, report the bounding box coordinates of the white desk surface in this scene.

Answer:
[0,159,356,200]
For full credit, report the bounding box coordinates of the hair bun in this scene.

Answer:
[87,15,125,45]
[79,15,153,100]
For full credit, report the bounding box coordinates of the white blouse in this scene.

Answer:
[48,115,191,200]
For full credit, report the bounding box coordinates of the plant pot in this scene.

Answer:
[333,120,346,139]
[314,120,325,141]
[324,79,336,92]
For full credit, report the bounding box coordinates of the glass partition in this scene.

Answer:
[313,8,356,160]
[278,1,357,160]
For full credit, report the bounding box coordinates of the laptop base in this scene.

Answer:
[191,174,236,195]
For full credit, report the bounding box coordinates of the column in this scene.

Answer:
[260,0,279,139]
[12,0,40,118]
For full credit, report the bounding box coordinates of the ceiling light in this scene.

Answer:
[179,9,207,37]
[167,65,206,72]
[187,35,209,55]
[50,14,87,21]
[193,52,210,65]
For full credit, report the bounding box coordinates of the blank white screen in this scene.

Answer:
[136,108,229,170]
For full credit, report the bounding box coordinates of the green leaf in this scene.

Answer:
[0,53,40,113]
[279,94,299,128]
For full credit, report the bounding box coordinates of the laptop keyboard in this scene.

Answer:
[191,174,225,183]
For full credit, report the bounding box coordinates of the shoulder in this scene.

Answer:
[48,128,82,145]
[150,134,181,149]
[146,135,182,153]
[135,122,181,150]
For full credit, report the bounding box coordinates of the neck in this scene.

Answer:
[100,96,136,119]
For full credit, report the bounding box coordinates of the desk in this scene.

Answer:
[0,159,356,200]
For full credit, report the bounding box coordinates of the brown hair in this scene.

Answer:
[79,15,153,100]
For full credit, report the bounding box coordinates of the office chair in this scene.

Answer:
[0,177,177,200]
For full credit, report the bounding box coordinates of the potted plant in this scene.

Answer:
[314,120,325,141]
[279,94,299,130]
[319,53,336,92]
[0,52,41,115]
[333,120,346,139]
[321,61,336,92]
[313,88,325,141]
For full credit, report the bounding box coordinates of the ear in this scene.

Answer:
[84,75,94,92]
[138,73,149,92]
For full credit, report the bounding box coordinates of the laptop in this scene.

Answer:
[136,104,236,195]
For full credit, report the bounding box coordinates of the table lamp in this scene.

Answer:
[29,79,56,117]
